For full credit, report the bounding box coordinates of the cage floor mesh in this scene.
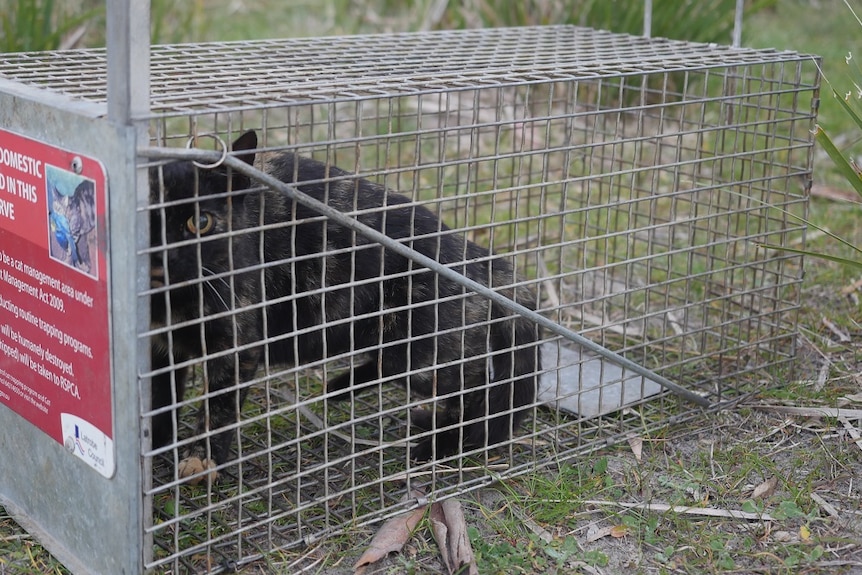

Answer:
[146,366,699,573]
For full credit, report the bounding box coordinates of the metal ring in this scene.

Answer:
[186,133,228,169]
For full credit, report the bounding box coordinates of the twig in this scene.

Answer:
[561,307,639,337]
[839,417,862,452]
[822,316,852,343]
[279,388,379,447]
[751,417,794,443]
[284,543,327,574]
[509,504,554,544]
[811,560,862,568]
[799,327,844,356]
[810,492,840,519]
[537,258,561,309]
[752,405,862,419]
[582,500,776,521]
[0,533,30,542]
[840,276,862,295]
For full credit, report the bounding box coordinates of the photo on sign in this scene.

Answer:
[45,164,98,279]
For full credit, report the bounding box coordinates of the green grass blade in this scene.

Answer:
[813,125,862,198]
[776,209,862,256]
[831,87,862,132]
[758,244,862,270]
[721,185,862,255]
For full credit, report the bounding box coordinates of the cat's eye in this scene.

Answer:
[186,213,214,235]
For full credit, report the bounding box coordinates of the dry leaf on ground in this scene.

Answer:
[586,524,629,543]
[586,525,615,543]
[354,490,426,575]
[429,498,479,575]
[752,476,778,500]
[628,436,643,461]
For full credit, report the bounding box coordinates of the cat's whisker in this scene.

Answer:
[200,266,232,313]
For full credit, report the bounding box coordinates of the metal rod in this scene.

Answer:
[643,0,653,38]
[733,0,744,47]
[138,145,712,409]
[106,1,150,124]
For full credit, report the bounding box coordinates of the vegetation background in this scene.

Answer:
[1,0,861,573]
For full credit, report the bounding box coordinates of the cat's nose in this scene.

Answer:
[151,265,165,288]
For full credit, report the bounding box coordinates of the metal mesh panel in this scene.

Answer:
[0,25,817,573]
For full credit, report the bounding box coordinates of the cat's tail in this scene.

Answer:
[466,290,540,450]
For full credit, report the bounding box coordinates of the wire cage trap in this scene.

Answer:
[0,24,818,575]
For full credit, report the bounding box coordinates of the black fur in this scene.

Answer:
[149,131,540,477]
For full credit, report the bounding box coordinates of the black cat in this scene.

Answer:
[149,131,540,482]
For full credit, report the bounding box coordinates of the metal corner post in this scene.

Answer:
[107,0,151,125]
[105,0,153,571]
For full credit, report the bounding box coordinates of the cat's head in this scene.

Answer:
[149,130,258,204]
[149,131,260,300]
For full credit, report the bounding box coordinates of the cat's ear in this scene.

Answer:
[231,131,258,166]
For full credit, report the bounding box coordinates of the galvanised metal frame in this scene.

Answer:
[0,1,815,573]
[0,3,149,575]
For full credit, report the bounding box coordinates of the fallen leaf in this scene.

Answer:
[430,499,478,575]
[586,525,615,543]
[752,477,778,500]
[628,436,643,461]
[800,524,811,541]
[354,490,426,574]
[814,363,830,393]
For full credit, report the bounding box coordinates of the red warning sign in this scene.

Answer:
[0,129,113,478]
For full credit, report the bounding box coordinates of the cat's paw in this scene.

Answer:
[409,413,461,462]
[411,437,433,462]
[178,456,218,485]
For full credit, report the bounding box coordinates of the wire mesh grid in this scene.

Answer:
[0,25,818,573]
[0,26,813,114]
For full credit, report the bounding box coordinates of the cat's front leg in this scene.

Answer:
[149,343,189,450]
[178,346,261,485]
[326,359,384,398]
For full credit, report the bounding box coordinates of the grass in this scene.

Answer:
[0,0,102,52]
[3,1,862,574]
[0,511,67,574]
[463,412,857,574]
